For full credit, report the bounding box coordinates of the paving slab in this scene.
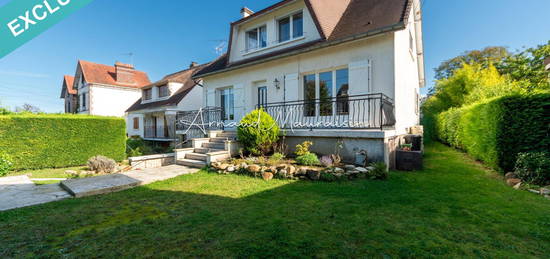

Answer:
[0,175,71,211]
[61,165,198,198]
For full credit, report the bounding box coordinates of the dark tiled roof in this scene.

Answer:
[195,0,411,77]
[126,64,208,112]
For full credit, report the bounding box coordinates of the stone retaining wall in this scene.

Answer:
[129,153,175,169]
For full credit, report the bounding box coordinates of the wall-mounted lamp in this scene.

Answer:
[274,78,281,90]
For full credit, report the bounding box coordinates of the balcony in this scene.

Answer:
[144,126,175,141]
[259,93,395,130]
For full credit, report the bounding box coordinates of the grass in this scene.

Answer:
[1,142,549,257]
[6,166,88,179]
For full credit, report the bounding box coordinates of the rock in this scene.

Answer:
[344,165,356,171]
[262,172,273,181]
[297,167,308,175]
[307,170,321,180]
[240,163,248,169]
[287,165,296,175]
[261,166,268,172]
[247,164,261,173]
[528,189,540,194]
[366,166,375,171]
[513,182,522,190]
[211,162,220,169]
[279,169,288,178]
[506,178,521,187]
[355,167,368,174]
[268,166,277,173]
[65,170,78,176]
[333,167,344,174]
[347,170,360,175]
[334,173,344,178]
[276,164,287,170]
[218,163,229,170]
[504,172,517,179]
[227,166,235,172]
[540,187,550,196]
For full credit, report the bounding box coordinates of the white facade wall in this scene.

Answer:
[393,7,421,134]
[203,33,396,125]
[229,0,321,63]
[176,85,204,111]
[127,113,144,137]
[89,84,142,117]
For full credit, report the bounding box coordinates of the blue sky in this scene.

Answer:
[0,0,549,113]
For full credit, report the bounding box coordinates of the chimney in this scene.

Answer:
[189,61,199,68]
[241,7,254,18]
[115,62,135,84]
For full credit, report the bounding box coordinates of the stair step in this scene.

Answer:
[176,159,206,168]
[210,137,233,143]
[185,153,207,161]
[217,132,237,137]
[194,147,224,154]
[202,142,225,149]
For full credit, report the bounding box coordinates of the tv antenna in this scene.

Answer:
[121,52,134,65]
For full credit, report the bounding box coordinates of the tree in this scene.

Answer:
[15,103,42,114]
[497,41,550,91]
[434,46,509,80]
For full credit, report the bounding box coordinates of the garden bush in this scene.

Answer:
[436,93,550,172]
[87,155,117,174]
[0,114,126,170]
[514,152,550,185]
[0,153,13,176]
[366,162,388,180]
[237,109,280,156]
[295,152,320,166]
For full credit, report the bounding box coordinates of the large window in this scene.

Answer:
[220,88,234,121]
[143,88,152,100]
[278,11,303,43]
[303,68,349,117]
[246,25,267,51]
[158,85,169,98]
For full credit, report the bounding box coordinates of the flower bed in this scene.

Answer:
[209,157,386,182]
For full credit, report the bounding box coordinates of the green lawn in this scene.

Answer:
[6,166,88,179]
[1,143,549,257]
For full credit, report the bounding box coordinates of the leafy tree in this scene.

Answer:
[434,46,509,80]
[497,41,550,91]
[0,107,12,115]
[15,103,42,114]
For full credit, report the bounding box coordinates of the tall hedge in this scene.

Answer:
[0,114,126,170]
[436,93,550,172]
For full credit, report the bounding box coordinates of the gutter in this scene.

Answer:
[194,22,407,79]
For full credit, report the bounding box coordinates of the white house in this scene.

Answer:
[190,0,425,167]
[60,60,151,117]
[125,62,206,142]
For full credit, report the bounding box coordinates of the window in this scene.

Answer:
[133,117,139,129]
[246,25,267,51]
[220,88,234,120]
[335,69,349,115]
[81,93,86,110]
[257,86,267,108]
[158,85,169,98]
[278,11,303,43]
[143,88,152,100]
[303,74,316,117]
[302,68,349,117]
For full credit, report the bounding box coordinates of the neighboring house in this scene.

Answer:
[60,75,77,113]
[61,60,151,117]
[125,62,206,142]
[545,57,550,71]
[193,0,425,167]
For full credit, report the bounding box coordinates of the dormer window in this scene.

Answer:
[278,11,303,43]
[246,25,267,51]
[143,88,152,100]
[158,85,169,98]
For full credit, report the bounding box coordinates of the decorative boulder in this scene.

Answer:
[247,164,261,173]
[287,165,296,175]
[344,165,356,171]
[218,163,229,170]
[333,167,344,174]
[307,169,321,180]
[276,164,287,170]
[227,166,235,172]
[355,167,368,174]
[297,167,308,175]
[279,169,288,178]
[262,172,274,181]
[506,178,521,187]
[504,172,517,179]
[240,163,248,170]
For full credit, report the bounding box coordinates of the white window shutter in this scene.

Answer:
[206,89,216,107]
[284,73,299,102]
[348,59,371,95]
[233,83,245,119]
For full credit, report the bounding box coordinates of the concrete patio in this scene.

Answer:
[0,165,199,211]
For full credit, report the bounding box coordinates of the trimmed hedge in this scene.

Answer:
[0,114,126,170]
[436,94,550,172]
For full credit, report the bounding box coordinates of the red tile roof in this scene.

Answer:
[78,60,151,88]
[60,75,76,98]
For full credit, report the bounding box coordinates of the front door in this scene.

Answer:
[257,86,267,108]
[219,88,234,121]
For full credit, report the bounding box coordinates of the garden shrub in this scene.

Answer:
[87,155,117,174]
[0,153,13,176]
[0,114,126,170]
[295,152,319,166]
[366,162,388,180]
[514,152,550,185]
[295,141,313,156]
[436,93,550,172]
[237,109,280,156]
[270,152,285,161]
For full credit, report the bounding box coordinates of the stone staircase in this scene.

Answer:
[175,131,238,168]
